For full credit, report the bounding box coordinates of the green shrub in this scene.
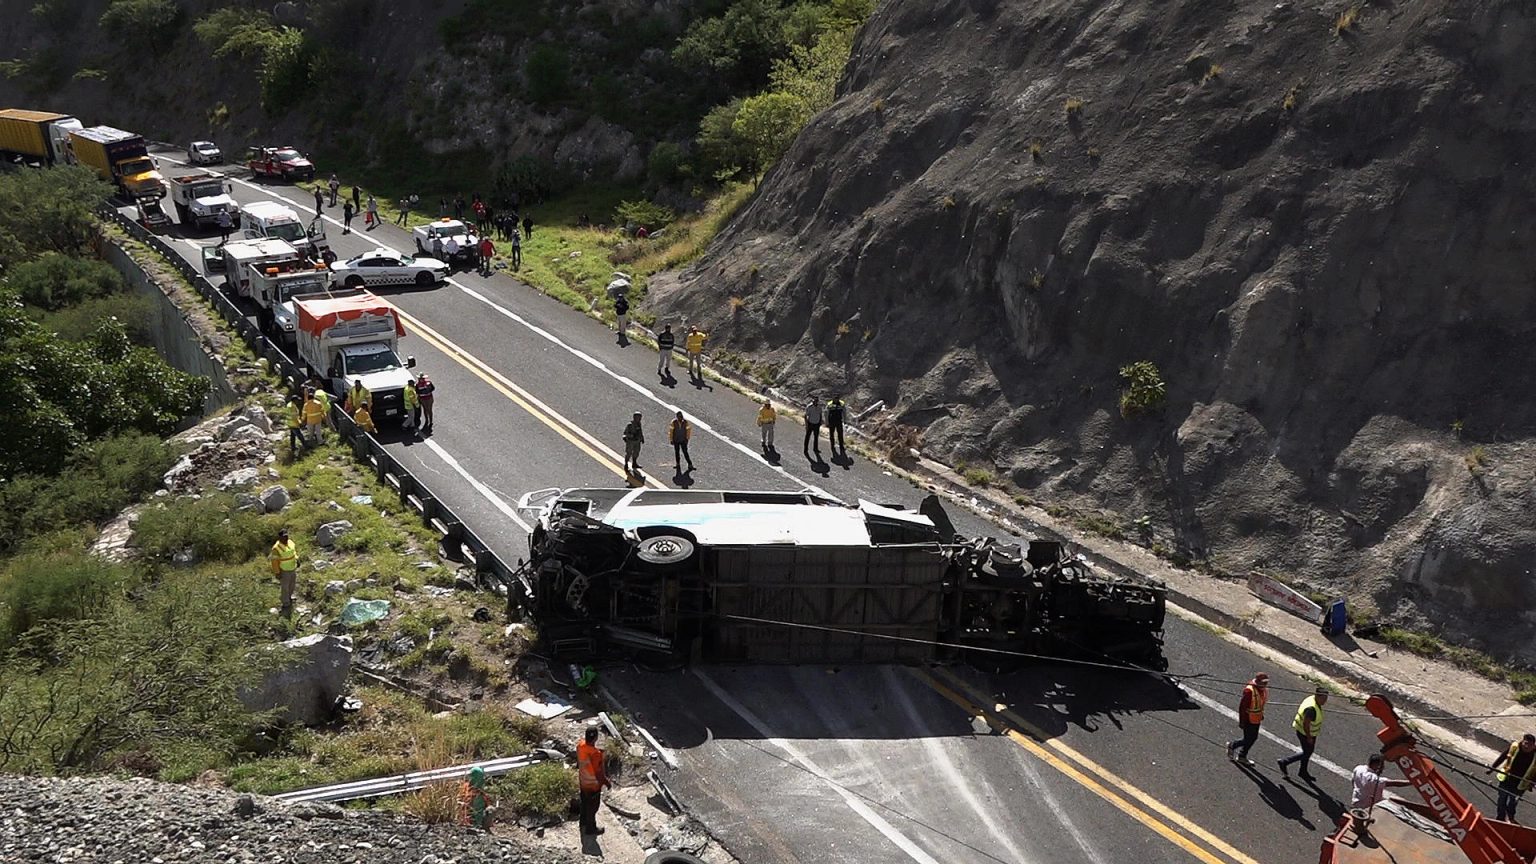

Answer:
[0,166,112,267]
[98,0,182,52]
[8,253,127,311]
[501,761,577,818]
[0,548,129,641]
[32,292,152,343]
[491,155,568,206]
[696,99,750,179]
[0,433,175,549]
[615,199,677,231]
[1118,360,1167,417]
[133,495,271,564]
[646,142,687,188]
[525,45,570,106]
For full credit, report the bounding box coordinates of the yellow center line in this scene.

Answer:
[392,304,664,489]
[911,668,1240,864]
[930,668,1265,864]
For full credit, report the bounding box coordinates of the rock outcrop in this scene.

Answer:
[653,0,1536,657]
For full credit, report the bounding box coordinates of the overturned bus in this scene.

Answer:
[512,487,1166,667]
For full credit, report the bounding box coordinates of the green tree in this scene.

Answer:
[98,0,183,52]
[0,167,112,268]
[733,91,810,172]
[672,0,795,93]
[769,23,857,114]
[696,98,750,179]
[6,254,125,311]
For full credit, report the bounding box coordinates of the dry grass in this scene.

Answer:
[1466,445,1487,474]
[940,194,957,210]
[1204,63,1224,82]
[1064,97,1085,115]
[1282,86,1300,111]
[835,321,852,338]
[872,97,886,112]
[627,182,755,274]
[1029,140,1044,162]
[728,295,745,311]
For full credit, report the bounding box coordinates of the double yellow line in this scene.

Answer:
[393,305,664,489]
[913,668,1263,864]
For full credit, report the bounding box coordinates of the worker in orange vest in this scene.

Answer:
[577,726,611,835]
[1226,672,1268,766]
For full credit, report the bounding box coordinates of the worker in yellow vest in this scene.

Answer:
[756,400,776,454]
[1278,686,1328,781]
[284,396,305,453]
[684,325,707,380]
[313,387,333,430]
[267,528,298,618]
[353,401,377,434]
[1226,672,1268,766]
[302,389,326,445]
[1488,733,1536,821]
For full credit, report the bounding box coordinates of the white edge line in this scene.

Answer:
[422,439,532,532]
[693,669,942,864]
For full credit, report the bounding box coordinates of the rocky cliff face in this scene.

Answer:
[652,0,1536,657]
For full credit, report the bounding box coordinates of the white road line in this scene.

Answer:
[422,439,532,532]
[167,152,833,499]
[694,669,942,864]
[1178,684,1349,780]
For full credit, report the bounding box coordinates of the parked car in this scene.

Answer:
[187,140,222,165]
[411,217,479,268]
[245,145,315,182]
[329,248,450,289]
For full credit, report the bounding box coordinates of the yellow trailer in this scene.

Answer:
[0,108,81,165]
[67,125,165,199]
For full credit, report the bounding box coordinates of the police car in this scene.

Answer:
[328,248,450,289]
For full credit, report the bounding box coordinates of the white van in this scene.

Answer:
[241,200,335,264]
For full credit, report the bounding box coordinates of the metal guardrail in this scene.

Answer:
[270,753,546,804]
[101,207,527,605]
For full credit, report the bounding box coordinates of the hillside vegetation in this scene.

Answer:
[653,0,1536,661]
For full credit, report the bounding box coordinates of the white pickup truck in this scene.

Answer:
[293,290,416,424]
[167,171,238,230]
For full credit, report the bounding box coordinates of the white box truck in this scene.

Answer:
[293,290,415,424]
[248,258,332,347]
[167,171,238,230]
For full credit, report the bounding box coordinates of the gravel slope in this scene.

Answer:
[0,774,582,864]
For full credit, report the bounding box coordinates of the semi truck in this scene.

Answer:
[67,126,165,199]
[293,290,415,424]
[167,171,238,230]
[514,487,1168,666]
[0,109,82,165]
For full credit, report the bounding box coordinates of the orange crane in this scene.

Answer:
[1321,695,1536,864]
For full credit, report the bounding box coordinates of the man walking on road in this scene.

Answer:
[1226,673,1268,766]
[285,395,306,453]
[684,325,707,380]
[1488,733,1536,821]
[327,174,341,206]
[396,195,413,226]
[1278,687,1328,781]
[302,388,326,445]
[826,395,847,456]
[656,324,675,378]
[669,411,694,473]
[614,295,629,345]
[623,413,644,475]
[803,397,824,460]
[402,378,419,436]
[342,201,355,234]
[268,528,298,618]
[577,727,611,836]
[313,187,324,217]
[366,195,378,229]
[757,400,776,453]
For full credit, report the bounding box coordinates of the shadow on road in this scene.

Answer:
[1237,763,1316,831]
[968,662,1199,739]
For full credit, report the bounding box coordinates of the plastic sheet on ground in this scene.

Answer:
[339,598,390,626]
[515,690,574,719]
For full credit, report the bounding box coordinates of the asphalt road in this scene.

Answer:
[130,155,1488,864]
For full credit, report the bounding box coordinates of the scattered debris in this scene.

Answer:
[340,598,390,626]
[350,494,374,506]
[515,691,574,719]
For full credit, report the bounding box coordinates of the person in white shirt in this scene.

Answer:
[1351,754,1411,811]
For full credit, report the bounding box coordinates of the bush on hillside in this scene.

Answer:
[133,495,271,565]
[525,44,571,106]
[0,548,130,644]
[615,200,677,231]
[0,565,281,773]
[0,167,112,268]
[8,253,126,311]
[31,293,152,343]
[0,433,175,552]
[98,0,183,53]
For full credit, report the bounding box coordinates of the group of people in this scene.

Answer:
[282,373,438,453]
[1225,674,1536,822]
[618,393,850,479]
[315,175,382,234]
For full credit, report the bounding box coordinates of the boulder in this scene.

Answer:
[234,493,262,512]
[259,485,291,513]
[217,416,257,441]
[161,455,194,488]
[324,580,347,596]
[217,467,261,489]
[226,424,271,446]
[240,404,273,433]
[315,520,353,548]
[237,634,353,726]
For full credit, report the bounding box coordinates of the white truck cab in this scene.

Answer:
[293,290,416,423]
